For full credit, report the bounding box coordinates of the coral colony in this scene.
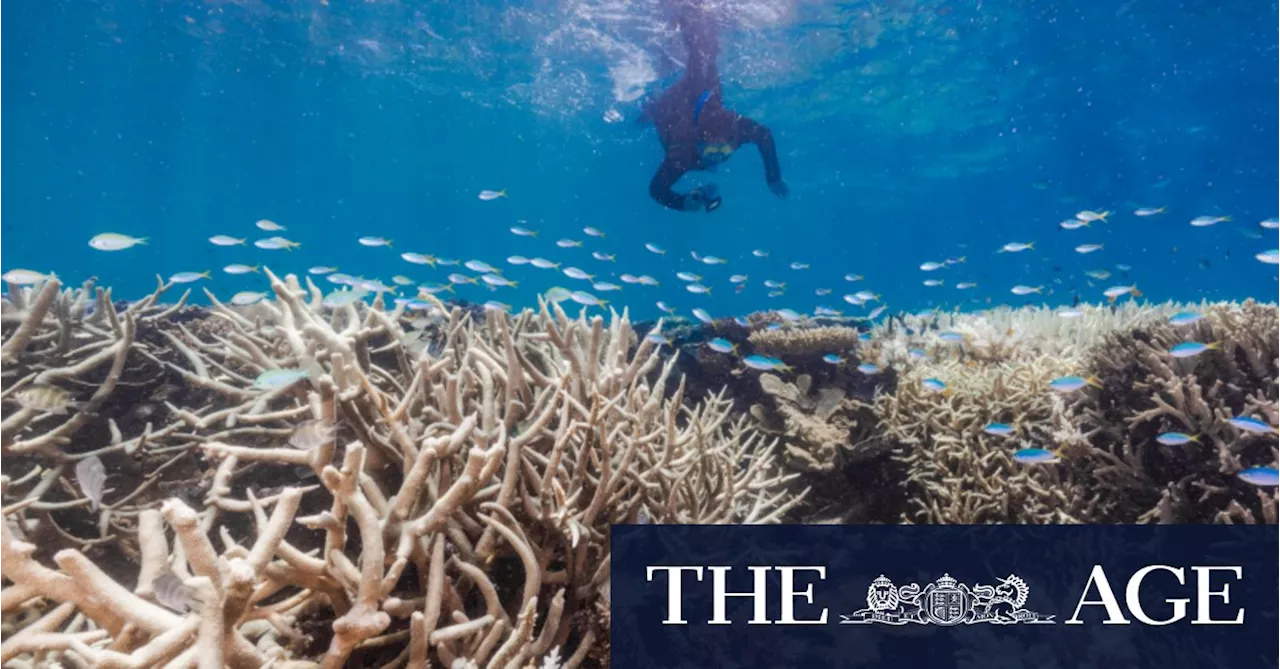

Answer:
[1,272,1276,666]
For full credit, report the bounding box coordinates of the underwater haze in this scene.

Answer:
[3,0,1278,319]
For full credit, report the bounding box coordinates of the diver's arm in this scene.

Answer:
[735,116,784,188]
[650,157,720,212]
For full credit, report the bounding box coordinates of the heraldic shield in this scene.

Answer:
[925,583,967,626]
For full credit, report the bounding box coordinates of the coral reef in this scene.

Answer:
[2,275,1275,665]
[1,272,799,668]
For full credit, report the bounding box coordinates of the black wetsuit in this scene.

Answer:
[644,7,786,212]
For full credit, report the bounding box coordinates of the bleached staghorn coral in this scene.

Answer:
[863,305,1122,524]
[747,325,863,358]
[876,353,1098,524]
[872,301,1190,365]
[1079,299,1278,524]
[1,269,801,667]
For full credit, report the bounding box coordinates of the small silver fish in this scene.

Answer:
[254,236,300,250]
[230,291,268,306]
[152,572,192,613]
[563,267,594,281]
[289,419,335,450]
[556,239,582,248]
[75,455,107,512]
[253,369,310,390]
[478,189,508,201]
[223,264,259,275]
[89,233,147,251]
[169,271,211,284]
[208,235,246,246]
[584,226,606,237]
[358,236,393,247]
[255,219,286,231]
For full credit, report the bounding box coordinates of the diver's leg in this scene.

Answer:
[673,0,719,91]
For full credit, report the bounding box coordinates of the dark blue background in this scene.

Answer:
[612,525,1278,668]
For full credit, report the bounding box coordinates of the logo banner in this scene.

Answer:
[610,525,1277,668]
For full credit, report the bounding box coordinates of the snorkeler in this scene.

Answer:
[642,3,787,212]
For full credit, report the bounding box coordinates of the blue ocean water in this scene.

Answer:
[3,1,1277,321]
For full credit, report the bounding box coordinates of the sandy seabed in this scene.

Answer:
[2,272,1275,668]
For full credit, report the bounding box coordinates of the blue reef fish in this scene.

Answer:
[323,288,369,307]
[253,369,309,390]
[645,331,672,346]
[530,258,560,270]
[676,271,702,282]
[1074,244,1104,254]
[562,267,594,281]
[692,308,714,323]
[484,301,511,313]
[733,316,750,326]
[510,226,537,237]
[1134,207,1166,216]
[982,422,1014,436]
[921,378,947,392]
[1167,311,1202,326]
[1059,219,1089,230]
[255,219,286,231]
[823,354,843,365]
[1011,285,1043,296]
[358,236,393,247]
[763,280,786,289]
[1075,210,1110,222]
[742,355,790,372]
[1168,342,1217,358]
[231,291,268,306]
[223,264,259,275]
[556,239,582,248]
[775,308,802,322]
[857,332,872,343]
[908,348,928,361]
[938,331,964,343]
[730,274,749,283]
[999,242,1034,253]
[686,284,711,294]
[592,251,616,262]
[1237,467,1279,487]
[1156,432,1198,446]
[867,305,887,320]
[707,338,736,354]
[645,243,666,255]
[583,226,605,237]
[844,273,863,282]
[1256,249,1280,264]
[1227,416,1275,434]
[507,255,530,265]
[1049,375,1101,392]
[856,362,879,374]
[1012,448,1060,464]
[656,301,676,315]
[593,282,622,292]
[209,235,246,246]
[920,261,946,271]
[481,274,517,288]
[478,189,507,201]
[637,275,660,286]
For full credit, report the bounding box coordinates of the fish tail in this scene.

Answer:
[1026,243,1034,250]
[138,237,150,245]
[1207,342,1220,350]
[251,265,261,273]
[1131,286,1142,297]
[1085,376,1103,389]
[387,240,394,248]
[500,190,508,197]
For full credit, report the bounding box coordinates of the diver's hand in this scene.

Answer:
[683,184,722,213]
[768,178,790,199]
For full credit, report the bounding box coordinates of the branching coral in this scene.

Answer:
[1080,299,1278,523]
[1,270,800,667]
[747,325,862,359]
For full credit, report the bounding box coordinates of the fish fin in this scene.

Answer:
[500,190,508,197]
[1085,376,1103,389]
[1130,286,1142,297]
[138,237,150,245]
[1027,243,1035,250]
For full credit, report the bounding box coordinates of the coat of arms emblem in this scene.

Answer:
[840,573,1055,626]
